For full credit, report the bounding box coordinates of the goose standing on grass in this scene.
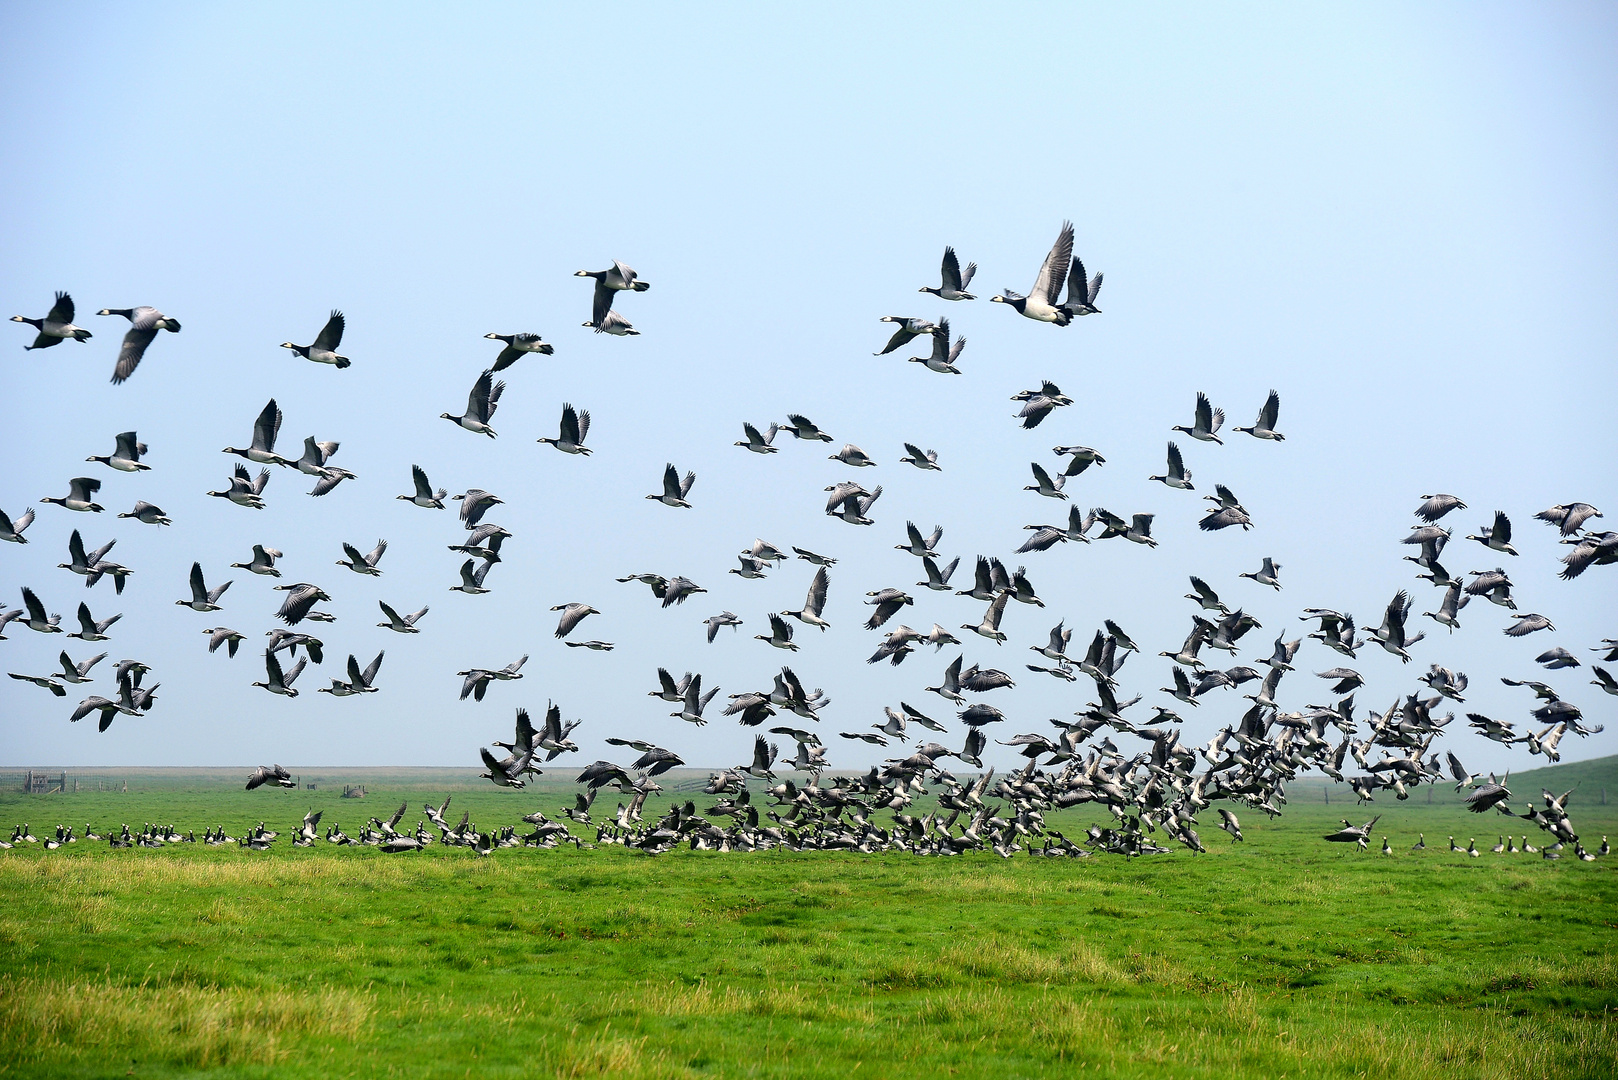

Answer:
[12,292,91,349]
[223,400,292,467]
[442,370,504,437]
[281,310,349,368]
[337,539,387,576]
[1058,253,1103,320]
[576,261,649,327]
[398,466,446,509]
[1172,392,1225,444]
[253,649,307,697]
[908,318,965,373]
[1233,390,1285,440]
[1239,557,1282,589]
[0,506,35,543]
[990,221,1074,325]
[484,332,553,371]
[67,602,119,641]
[1467,511,1519,556]
[735,422,780,454]
[538,403,592,455]
[900,443,941,470]
[207,464,269,509]
[42,477,104,513]
[874,316,938,356]
[175,563,232,613]
[377,602,428,633]
[203,627,245,657]
[920,246,977,301]
[551,602,599,639]
[230,544,283,577]
[1148,442,1193,490]
[98,305,180,382]
[87,432,151,473]
[647,464,695,507]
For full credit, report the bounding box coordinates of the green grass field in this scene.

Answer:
[2,760,1615,1079]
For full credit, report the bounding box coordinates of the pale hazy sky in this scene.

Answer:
[2,3,1614,773]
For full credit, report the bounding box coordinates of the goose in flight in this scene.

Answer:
[1149,442,1193,490]
[1199,504,1252,532]
[864,588,914,630]
[71,676,143,730]
[585,309,639,335]
[783,565,832,631]
[1016,505,1093,553]
[59,529,116,582]
[917,555,960,592]
[672,673,720,725]
[920,246,976,301]
[8,671,66,697]
[398,466,446,509]
[704,611,742,642]
[98,305,180,382]
[1012,381,1074,429]
[67,602,118,640]
[1024,461,1068,499]
[990,221,1074,324]
[1590,667,1618,696]
[1466,511,1518,556]
[1238,557,1282,589]
[1534,647,1579,670]
[203,627,245,657]
[829,443,877,468]
[453,489,503,531]
[963,592,1010,644]
[735,422,780,454]
[538,403,592,455]
[576,260,649,326]
[1504,613,1554,637]
[272,582,330,624]
[1233,390,1284,440]
[874,316,938,356]
[730,553,769,579]
[1464,568,1516,609]
[1558,530,1618,580]
[1415,494,1467,522]
[442,370,504,437]
[207,464,269,509]
[1421,581,1468,632]
[551,602,599,639]
[253,649,308,697]
[783,414,834,442]
[756,613,799,651]
[1053,445,1106,477]
[242,764,296,791]
[647,464,695,507]
[1185,576,1229,613]
[1364,590,1424,662]
[1535,502,1602,537]
[229,544,282,577]
[825,482,882,525]
[900,443,940,470]
[450,558,495,595]
[293,437,345,481]
[281,310,349,368]
[175,563,231,612]
[87,431,151,473]
[337,539,387,576]
[1172,392,1225,444]
[0,506,35,543]
[484,332,553,371]
[115,500,170,527]
[41,477,104,513]
[908,318,965,373]
[1057,253,1103,320]
[896,522,943,558]
[792,546,836,566]
[479,744,534,788]
[223,398,291,466]
[12,292,92,349]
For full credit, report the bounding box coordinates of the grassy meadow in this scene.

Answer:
[0,760,1615,1079]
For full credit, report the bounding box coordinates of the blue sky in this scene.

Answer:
[1,3,1614,774]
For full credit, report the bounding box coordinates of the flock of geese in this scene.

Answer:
[5,221,1614,860]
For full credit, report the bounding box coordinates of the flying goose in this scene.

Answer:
[825,482,882,525]
[337,539,387,576]
[647,464,695,507]
[59,529,115,581]
[484,332,553,371]
[990,221,1074,324]
[917,555,960,592]
[659,577,706,607]
[1024,462,1067,499]
[398,465,446,509]
[783,413,834,442]
[175,563,231,612]
[8,672,66,697]
[231,544,283,577]
[551,602,599,639]
[451,490,503,533]
[1466,511,1518,556]
[12,292,91,348]
[829,443,876,467]
[271,582,329,624]
[1558,530,1618,580]
[1504,613,1554,637]
[292,437,345,482]
[576,261,649,326]
[67,602,118,640]
[252,649,307,697]
[1012,382,1074,429]
[1148,442,1193,490]
[895,522,943,558]
[585,309,639,335]
[1172,392,1225,444]
[41,477,104,513]
[53,649,107,685]
[1364,591,1423,662]
[782,565,832,630]
[117,501,170,526]
[1238,557,1282,589]
[450,559,495,594]
[920,246,976,301]
[864,588,914,630]
[1053,445,1107,477]
[1057,253,1103,320]
[538,403,592,454]
[1415,494,1467,522]
[98,305,180,382]
[243,764,292,791]
[1199,504,1252,532]
[756,613,799,651]
[0,506,35,543]
[87,431,150,472]
[564,639,614,651]
[730,553,769,579]
[1535,502,1602,536]
[281,310,349,368]
[442,370,504,437]
[1464,568,1516,609]
[1007,566,1044,607]
[222,399,291,466]
[377,601,428,633]
[704,611,742,642]
[1533,647,1579,670]
[672,673,720,725]
[962,592,1010,644]
[321,651,383,696]
[908,318,965,373]
[874,316,939,356]
[899,443,941,471]
[1421,581,1468,632]
[735,422,780,454]
[203,627,245,657]
[1592,667,1618,696]
[792,546,836,566]
[1233,390,1284,440]
[71,679,141,730]
[206,464,269,508]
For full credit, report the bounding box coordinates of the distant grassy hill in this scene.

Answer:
[1510,753,1618,801]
